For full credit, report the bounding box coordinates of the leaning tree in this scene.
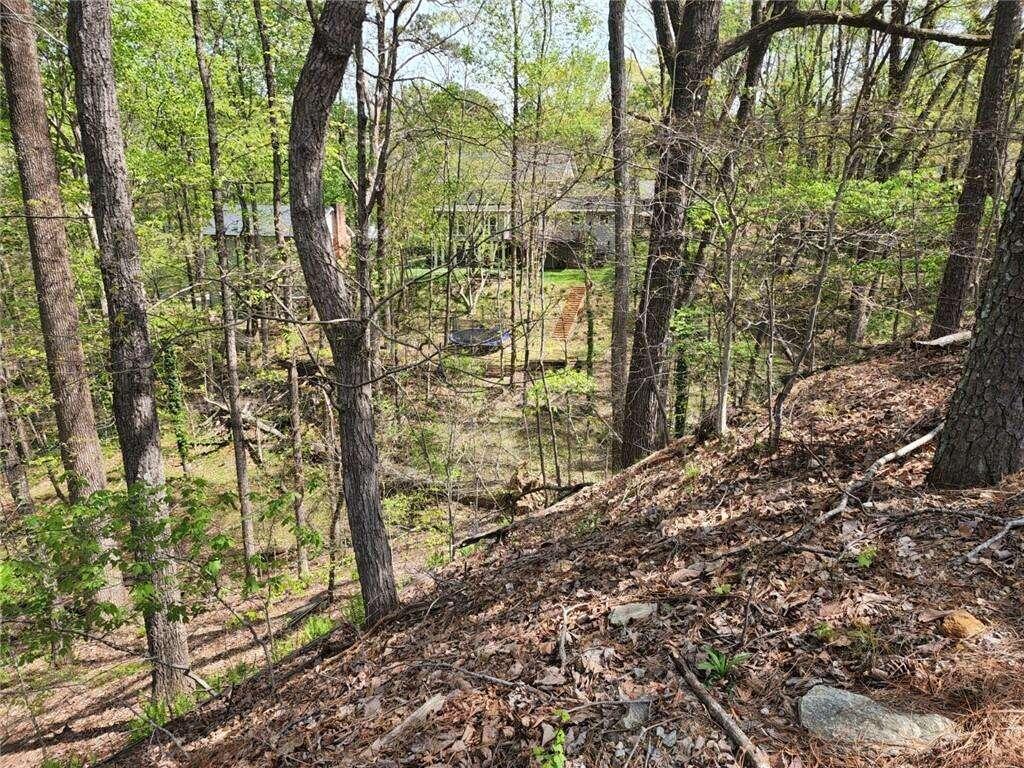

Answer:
[289,0,399,622]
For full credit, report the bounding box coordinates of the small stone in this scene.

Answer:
[621,700,651,729]
[799,685,955,752]
[609,602,657,626]
[941,609,987,639]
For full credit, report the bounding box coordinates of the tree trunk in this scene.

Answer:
[0,0,107,503]
[0,379,33,518]
[289,0,399,622]
[608,0,631,463]
[930,0,1022,338]
[620,1,721,466]
[189,0,257,572]
[67,0,191,703]
[1,0,126,603]
[288,356,309,579]
[930,143,1024,488]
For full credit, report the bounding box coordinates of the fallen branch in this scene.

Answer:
[368,692,448,754]
[962,516,1024,563]
[453,522,514,550]
[817,422,943,527]
[669,651,771,768]
[915,330,971,349]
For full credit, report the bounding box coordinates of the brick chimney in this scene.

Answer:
[331,203,351,265]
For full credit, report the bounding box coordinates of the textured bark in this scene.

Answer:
[608,0,630,464]
[929,145,1024,488]
[67,0,191,702]
[930,0,1022,338]
[290,0,399,622]
[0,382,33,519]
[189,0,257,570]
[620,1,721,466]
[0,0,106,502]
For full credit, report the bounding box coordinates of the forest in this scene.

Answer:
[2,0,1024,766]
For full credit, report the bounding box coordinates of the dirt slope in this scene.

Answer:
[106,345,1024,767]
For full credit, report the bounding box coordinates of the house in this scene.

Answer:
[201,203,355,262]
[432,146,650,270]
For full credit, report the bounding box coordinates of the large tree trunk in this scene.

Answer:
[289,1,399,622]
[607,0,630,465]
[0,0,107,503]
[1,0,125,602]
[67,0,191,703]
[929,144,1024,488]
[189,0,257,572]
[619,1,721,466]
[929,0,1022,339]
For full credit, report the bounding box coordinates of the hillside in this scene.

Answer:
[89,345,1024,768]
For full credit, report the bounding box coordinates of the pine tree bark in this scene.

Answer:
[189,0,257,571]
[929,143,1024,488]
[608,0,631,465]
[620,1,721,466]
[67,0,191,702]
[0,0,107,503]
[290,0,398,622]
[930,0,1022,339]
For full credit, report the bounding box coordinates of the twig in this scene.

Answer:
[669,651,771,768]
[962,517,1024,563]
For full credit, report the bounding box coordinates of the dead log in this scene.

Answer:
[915,330,971,349]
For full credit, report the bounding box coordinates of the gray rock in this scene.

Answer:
[608,602,657,626]
[799,685,955,752]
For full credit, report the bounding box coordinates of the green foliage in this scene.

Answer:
[526,370,596,410]
[856,546,878,569]
[341,595,366,629]
[532,710,570,768]
[812,622,835,642]
[697,646,751,683]
[0,480,231,664]
[271,615,335,662]
[127,694,193,743]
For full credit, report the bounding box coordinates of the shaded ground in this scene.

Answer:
[11,343,1024,767]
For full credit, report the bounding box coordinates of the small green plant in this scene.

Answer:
[712,582,733,596]
[697,646,751,683]
[856,546,878,569]
[40,757,85,768]
[573,510,603,535]
[298,615,334,644]
[342,594,366,628]
[812,621,835,642]
[533,710,569,768]
[208,660,256,692]
[127,694,192,743]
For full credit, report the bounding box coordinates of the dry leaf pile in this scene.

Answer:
[107,346,1024,768]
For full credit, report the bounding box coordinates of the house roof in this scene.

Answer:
[201,204,361,239]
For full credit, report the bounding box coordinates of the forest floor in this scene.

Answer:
[9,341,1024,767]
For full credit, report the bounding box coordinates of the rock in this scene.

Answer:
[941,609,987,639]
[799,685,955,751]
[608,602,657,626]
[620,700,650,729]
